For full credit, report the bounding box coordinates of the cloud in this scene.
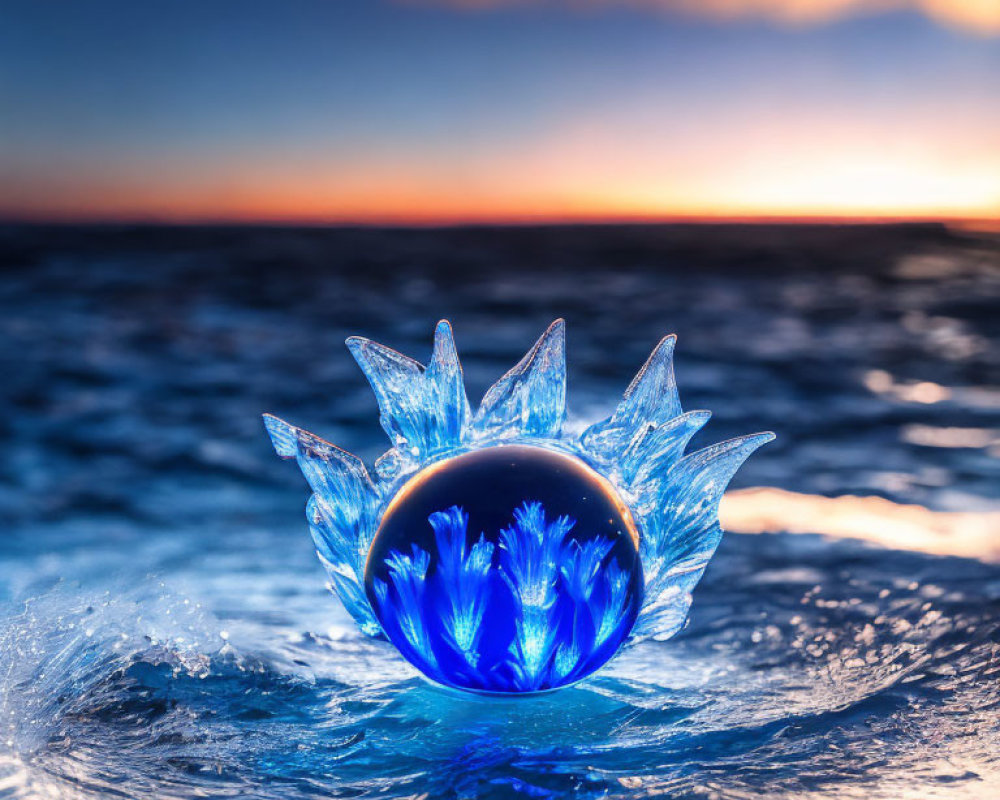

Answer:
[414,0,1000,36]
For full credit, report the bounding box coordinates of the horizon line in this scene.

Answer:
[2,212,998,232]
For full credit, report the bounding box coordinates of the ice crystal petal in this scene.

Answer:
[263,414,380,635]
[473,319,566,441]
[347,320,470,479]
[632,432,774,642]
[581,335,682,464]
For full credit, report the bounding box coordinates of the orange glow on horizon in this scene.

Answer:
[3,170,995,228]
[2,197,997,227]
[3,159,997,225]
[2,201,997,228]
[3,1,998,229]
[3,106,998,226]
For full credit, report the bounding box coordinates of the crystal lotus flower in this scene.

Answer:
[264,320,772,694]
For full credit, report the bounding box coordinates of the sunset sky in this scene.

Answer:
[1,0,998,223]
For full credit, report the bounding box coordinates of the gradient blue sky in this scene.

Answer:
[1,0,998,222]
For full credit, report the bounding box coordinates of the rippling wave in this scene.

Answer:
[1,223,998,798]
[3,539,998,799]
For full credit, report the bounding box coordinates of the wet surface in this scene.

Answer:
[0,223,998,798]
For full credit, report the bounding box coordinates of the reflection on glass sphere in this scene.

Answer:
[365,445,642,693]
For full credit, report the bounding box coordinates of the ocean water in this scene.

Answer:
[0,223,998,798]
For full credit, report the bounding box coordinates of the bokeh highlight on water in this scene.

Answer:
[1,223,998,798]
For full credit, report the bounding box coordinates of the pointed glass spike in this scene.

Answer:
[620,409,712,490]
[473,319,566,441]
[641,432,774,590]
[346,336,427,448]
[581,335,683,463]
[264,414,377,548]
[263,414,381,635]
[631,432,774,641]
[427,319,472,446]
[347,320,470,477]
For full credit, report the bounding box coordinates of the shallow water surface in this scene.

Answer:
[1,224,998,798]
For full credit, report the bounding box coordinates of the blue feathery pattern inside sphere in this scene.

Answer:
[371,500,637,692]
[265,319,772,693]
[366,444,643,692]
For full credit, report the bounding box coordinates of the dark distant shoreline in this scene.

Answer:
[0,217,982,233]
[3,218,993,279]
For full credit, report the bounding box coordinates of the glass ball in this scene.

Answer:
[365,445,643,693]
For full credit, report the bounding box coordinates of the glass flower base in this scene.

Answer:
[264,319,773,694]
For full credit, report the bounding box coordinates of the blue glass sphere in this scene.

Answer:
[365,445,643,693]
